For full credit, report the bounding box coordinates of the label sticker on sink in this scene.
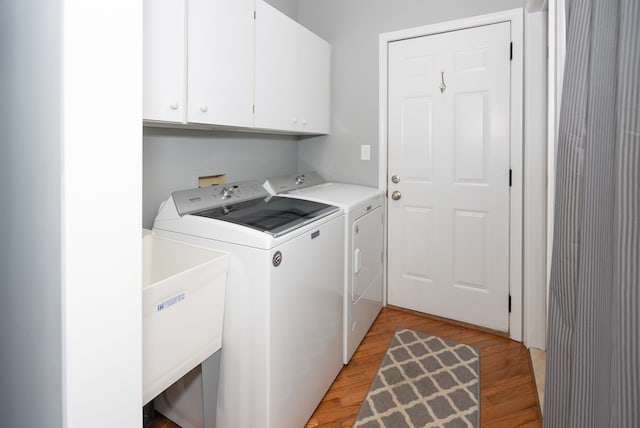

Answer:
[157,293,185,312]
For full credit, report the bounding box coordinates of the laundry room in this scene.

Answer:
[18,0,640,427]
[141,0,544,427]
[138,0,550,426]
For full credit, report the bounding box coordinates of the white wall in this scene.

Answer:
[1,2,143,427]
[63,1,142,426]
[0,1,64,426]
[297,0,527,186]
[143,128,299,228]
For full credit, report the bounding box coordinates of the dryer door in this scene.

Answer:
[352,206,384,302]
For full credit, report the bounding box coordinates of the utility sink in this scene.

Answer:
[142,229,228,405]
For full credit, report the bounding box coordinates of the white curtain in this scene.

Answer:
[544,0,639,426]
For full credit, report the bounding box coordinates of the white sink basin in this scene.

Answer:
[142,229,228,405]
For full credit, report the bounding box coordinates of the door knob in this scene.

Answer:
[391,175,400,184]
[391,191,402,201]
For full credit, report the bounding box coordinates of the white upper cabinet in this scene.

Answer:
[143,0,330,135]
[297,25,331,134]
[188,0,254,127]
[143,0,187,123]
[254,1,297,132]
[254,0,331,134]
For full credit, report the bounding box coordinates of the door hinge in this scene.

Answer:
[508,295,512,313]
[510,42,513,61]
[254,10,257,20]
[253,104,255,114]
[509,169,512,187]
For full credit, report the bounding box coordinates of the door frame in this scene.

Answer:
[378,9,524,341]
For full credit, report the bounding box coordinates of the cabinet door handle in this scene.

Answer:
[291,116,298,124]
[301,119,308,126]
[169,102,179,110]
[200,104,208,113]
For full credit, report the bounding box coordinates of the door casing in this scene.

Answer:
[378,9,524,341]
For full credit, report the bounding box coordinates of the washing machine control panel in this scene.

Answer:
[172,181,268,216]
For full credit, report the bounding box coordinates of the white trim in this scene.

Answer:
[547,0,565,308]
[379,9,525,341]
[523,10,548,349]
[378,29,389,308]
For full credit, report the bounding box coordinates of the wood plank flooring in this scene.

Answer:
[150,306,541,427]
[306,307,541,427]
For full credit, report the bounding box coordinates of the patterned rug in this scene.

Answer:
[353,328,480,428]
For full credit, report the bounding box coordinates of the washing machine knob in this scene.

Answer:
[221,186,234,199]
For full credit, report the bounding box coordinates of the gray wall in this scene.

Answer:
[297,0,527,187]
[143,128,299,228]
[0,1,63,427]
[265,0,298,19]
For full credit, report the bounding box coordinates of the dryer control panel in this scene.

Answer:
[263,171,325,195]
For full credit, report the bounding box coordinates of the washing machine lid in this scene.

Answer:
[192,196,339,237]
[169,180,339,237]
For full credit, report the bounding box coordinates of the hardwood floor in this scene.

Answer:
[306,307,541,427]
[150,306,542,427]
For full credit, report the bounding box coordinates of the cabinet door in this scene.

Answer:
[188,0,254,127]
[254,0,298,132]
[297,27,330,134]
[143,0,186,123]
[255,0,330,134]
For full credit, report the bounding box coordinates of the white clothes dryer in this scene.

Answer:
[153,181,344,428]
[264,172,385,364]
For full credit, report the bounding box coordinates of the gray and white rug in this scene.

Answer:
[353,328,480,428]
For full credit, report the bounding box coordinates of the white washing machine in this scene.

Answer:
[153,181,344,428]
[264,172,385,364]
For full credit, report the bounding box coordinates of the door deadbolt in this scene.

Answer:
[391,175,400,184]
[391,191,402,201]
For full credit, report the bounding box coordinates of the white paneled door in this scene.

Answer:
[387,22,511,331]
